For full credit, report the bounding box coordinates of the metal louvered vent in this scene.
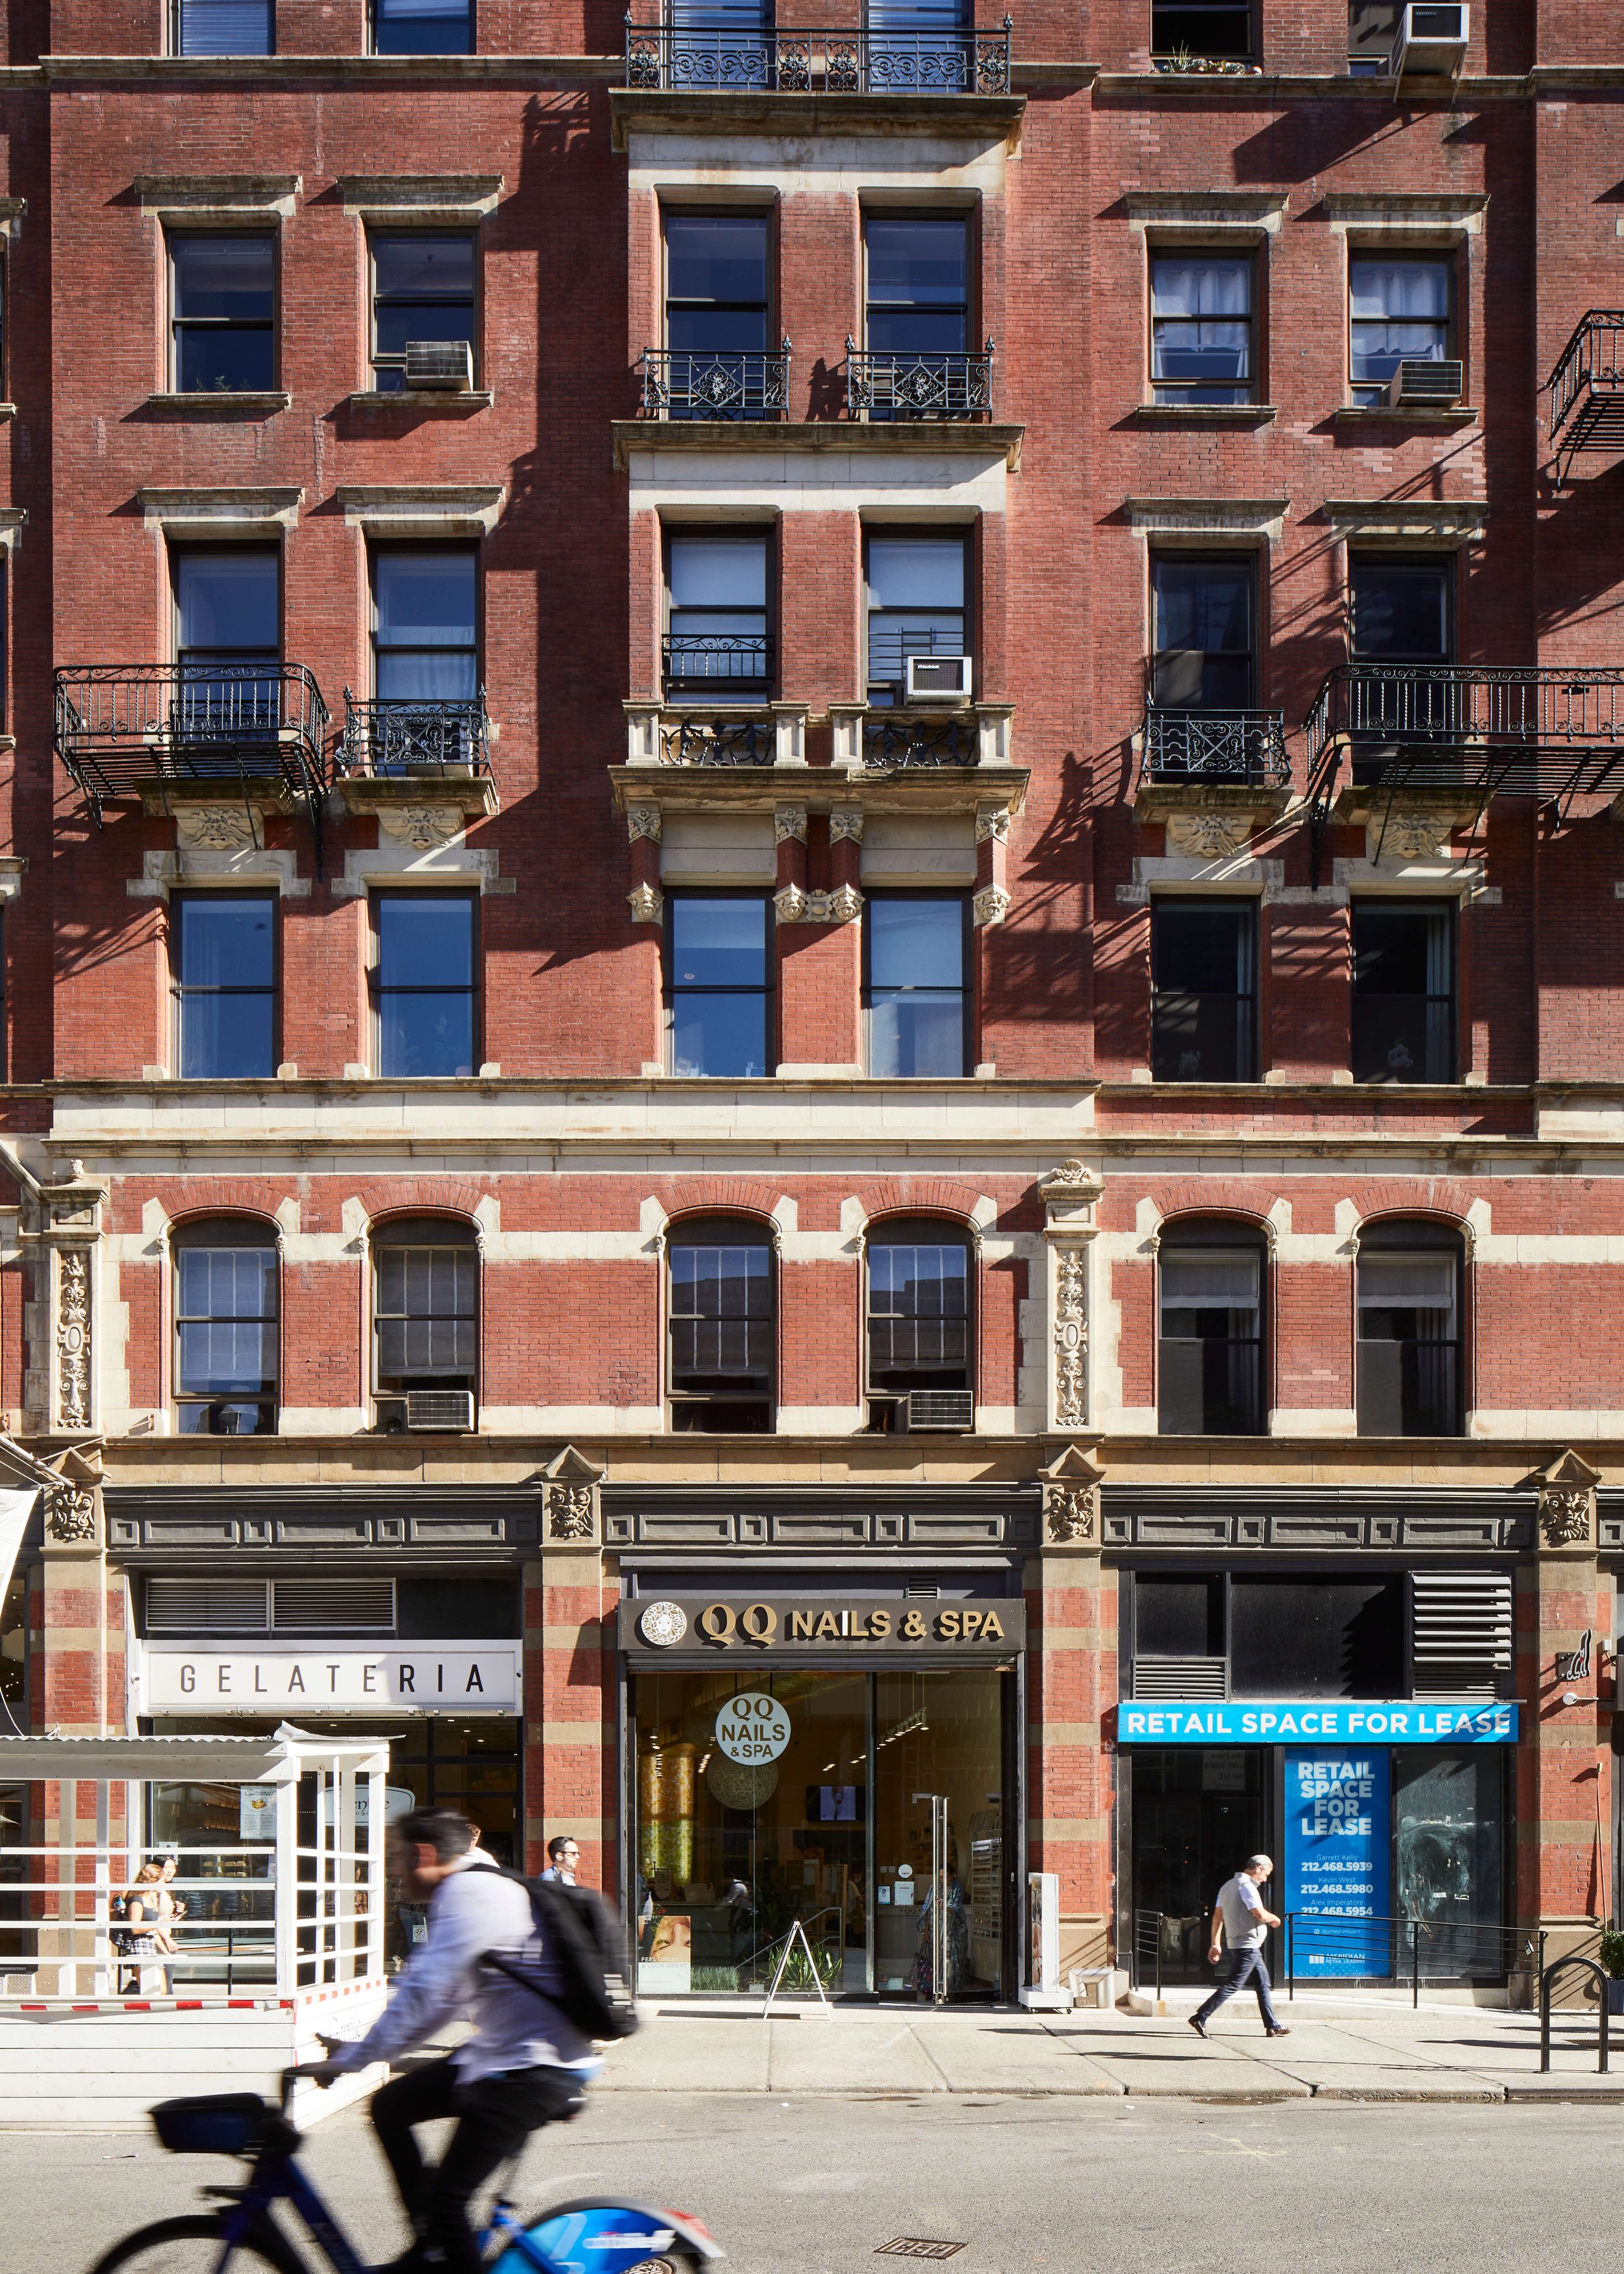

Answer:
[146,1578,270,1635]
[1410,1571,1513,1698]
[1133,1656,1228,1701]
[271,1579,396,1634]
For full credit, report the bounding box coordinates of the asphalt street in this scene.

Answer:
[5,2091,1624,2274]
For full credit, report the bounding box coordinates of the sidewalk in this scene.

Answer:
[596,1991,1621,2102]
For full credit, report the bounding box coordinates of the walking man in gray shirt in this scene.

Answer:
[1188,1852,1291,2039]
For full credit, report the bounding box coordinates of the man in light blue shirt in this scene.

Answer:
[1188,1853,1291,2039]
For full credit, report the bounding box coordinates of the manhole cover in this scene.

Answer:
[876,2244,967,2262]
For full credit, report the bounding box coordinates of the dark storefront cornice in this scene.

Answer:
[602,1481,1039,1553]
[106,1481,540,1563]
[1103,1483,1534,1555]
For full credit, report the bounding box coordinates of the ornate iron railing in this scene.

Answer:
[659,716,775,765]
[1142,706,1290,787]
[639,344,792,420]
[1306,664,1624,778]
[1548,309,1624,481]
[336,693,490,779]
[663,633,774,689]
[53,663,329,827]
[845,337,994,420]
[861,712,975,769]
[625,18,1013,94]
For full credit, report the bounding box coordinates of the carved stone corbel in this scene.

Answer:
[1533,1449,1600,1552]
[1039,1442,1105,1547]
[542,1444,605,1544]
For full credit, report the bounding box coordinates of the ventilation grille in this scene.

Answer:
[1388,357,1464,407]
[1410,1571,1512,1698]
[404,1389,476,1433]
[905,1391,974,1433]
[147,1576,397,1637]
[1133,1656,1228,1701]
[405,338,474,390]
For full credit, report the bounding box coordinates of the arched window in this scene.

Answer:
[1356,1218,1463,1437]
[373,1216,478,1431]
[865,1216,972,1432]
[1157,1218,1265,1437]
[666,1216,773,1433]
[173,1220,278,1436]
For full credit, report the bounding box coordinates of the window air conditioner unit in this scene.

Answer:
[403,1388,476,1432]
[904,1390,974,1433]
[904,653,972,704]
[1388,2,1467,78]
[1388,357,1464,408]
[405,339,474,391]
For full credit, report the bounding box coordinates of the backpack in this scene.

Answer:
[486,1872,640,2045]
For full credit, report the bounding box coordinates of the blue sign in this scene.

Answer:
[1116,1700,1517,1745]
[1283,1748,1391,1979]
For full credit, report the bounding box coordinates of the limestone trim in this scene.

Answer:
[133,173,301,220]
[1125,496,1289,545]
[138,487,303,535]
[1323,191,1489,239]
[1323,498,1487,545]
[1124,188,1288,236]
[334,834,509,899]
[335,173,504,225]
[1041,1160,1103,1432]
[129,845,309,900]
[336,485,506,537]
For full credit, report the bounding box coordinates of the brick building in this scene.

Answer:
[0,0,1618,2001]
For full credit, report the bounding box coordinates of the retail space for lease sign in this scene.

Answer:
[139,1642,522,1713]
[1115,1700,1518,1745]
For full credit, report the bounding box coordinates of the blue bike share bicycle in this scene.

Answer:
[87,2065,724,2274]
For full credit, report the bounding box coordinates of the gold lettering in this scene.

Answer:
[740,1602,778,1644]
[902,1610,925,1640]
[937,1609,961,1641]
[867,1609,892,1639]
[814,1610,840,1641]
[698,1603,737,1644]
[789,1610,816,1641]
[961,1609,983,1639]
[982,1611,1004,1641]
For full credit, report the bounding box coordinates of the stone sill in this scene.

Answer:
[337,771,500,819]
[609,758,1030,816]
[1095,70,1527,98]
[144,391,290,416]
[609,85,1024,149]
[1134,403,1276,425]
[139,778,292,815]
[348,389,494,411]
[613,418,1024,470]
[0,405,15,422]
[1134,779,1293,823]
[1097,1079,1507,1099]
[1333,404,1478,428]
[41,52,618,81]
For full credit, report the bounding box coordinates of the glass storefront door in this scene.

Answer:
[631,1665,1008,1999]
[1128,1746,1270,1983]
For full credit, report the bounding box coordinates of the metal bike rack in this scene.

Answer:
[1540,1953,1612,2074]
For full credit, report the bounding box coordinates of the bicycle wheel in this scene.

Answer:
[490,2201,711,2274]
[88,2212,309,2274]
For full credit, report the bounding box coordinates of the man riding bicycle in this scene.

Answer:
[307,1806,598,2274]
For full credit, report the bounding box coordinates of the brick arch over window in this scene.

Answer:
[1130,1179,1285,1233]
[129,1181,289,1234]
[166,1201,283,1240]
[653,1177,786,1225]
[852,1177,991,1231]
[1352,1187,1478,1242]
[355,1179,492,1227]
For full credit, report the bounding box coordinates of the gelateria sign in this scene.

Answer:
[620,1596,1026,1656]
[140,1643,522,1714]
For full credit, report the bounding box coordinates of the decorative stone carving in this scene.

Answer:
[1045,1481,1098,1543]
[175,806,258,852]
[626,806,663,843]
[1040,1160,1105,1208]
[774,804,808,843]
[628,882,663,925]
[775,882,861,925]
[377,805,464,850]
[1532,1449,1600,1551]
[542,1443,605,1546]
[1386,811,1454,861]
[57,1249,92,1432]
[1052,1247,1088,1428]
[44,1481,96,1544]
[1165,811,1255,860]
[975,806,1012,843]
[972,884,1011,928]
[828,808,865,844]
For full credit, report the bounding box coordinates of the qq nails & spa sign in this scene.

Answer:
[141,1644,522,1714]
[620,1595,1026,1656]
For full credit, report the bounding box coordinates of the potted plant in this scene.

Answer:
[1597,1927,1624,2013]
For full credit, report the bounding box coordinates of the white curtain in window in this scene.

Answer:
[1160,1251,1260,1307]
[1152,259,1250,319]
[1356,1255,1455,1309]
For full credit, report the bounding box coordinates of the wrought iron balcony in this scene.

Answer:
[845,337,994,421]
[663,633,774,691]
[336,693,490,781]
[861,711,977,769]
[53,663,329,828]
[1141,707,1290,789]
[639,344,791,421]
[1548,311,1624,484]
[661,715,778,765]
[1304,663,1624,812]
[624,18,1013,96]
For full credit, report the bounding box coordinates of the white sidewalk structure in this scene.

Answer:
[0,1725,391,2127]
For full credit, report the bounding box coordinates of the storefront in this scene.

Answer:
[617,1576,1026,2000]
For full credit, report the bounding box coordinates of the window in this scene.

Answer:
[1150,899,1256,1082]
[863,215,971,415]
[170,235,275,394]
[374,0,471,52]
[173,548,281,756]
[173,0,273,53]
[664,530,771,691]
[1348,0,1397,71]
[868,0,973,78]
[666,893,773,1077]
[173,1221,277,1435]
[371,235,476,393]
[865,530,968,706]
[1151,0,1254,60]
[374,547,478,700]
[1150,255,1254,405]
[667,1216,773,1431]
[1356,1220,1463,1437]
[866,1218,971,1418]
[373,892,477,1077]
[665,212,770,417]
[1350,555,1453,663]
[1350,255,1451,405]
[1352,902,1454,1083]
[1158,1221,1264,1435]
[667,0,772,80]
[865,895,971,1077]
[1151,556,1254,708]
[373,1218,478,1417]
[173,893,276,1079]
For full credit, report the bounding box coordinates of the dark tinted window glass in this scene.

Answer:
[866,531,967,703]
[375,0,471,53]
[176,550,279,661]
[1158,1236,1263,1435]
[1151,257,1252,405]
[375,1242,477,1384]
[1228,1576,1404,1696]
[1352,903,1454,1082]
[1151,1,1254,58]
[171,236,274,394]
[176,895,276,1079]
[1152,557,1253,707]
[1348,0,1397,69]
[1151,901,1257,1082]
[375,548,478,702]
[668,895,772,1077]
[669,1220,773,1432]
[666,531,770,689]
[375,894,476,1077]
[372,235,476,389]
[1357,1227,1461,1435]
[866,896,967,1078]
[175,1230,277,1435]
[865,217,969,357]
[1350,559,1451,661]
[666,214,769,355]
[1136,1575,1223,1659]
[868,1225,969,1388]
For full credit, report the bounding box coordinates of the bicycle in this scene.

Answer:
[88,2067,724,2274]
